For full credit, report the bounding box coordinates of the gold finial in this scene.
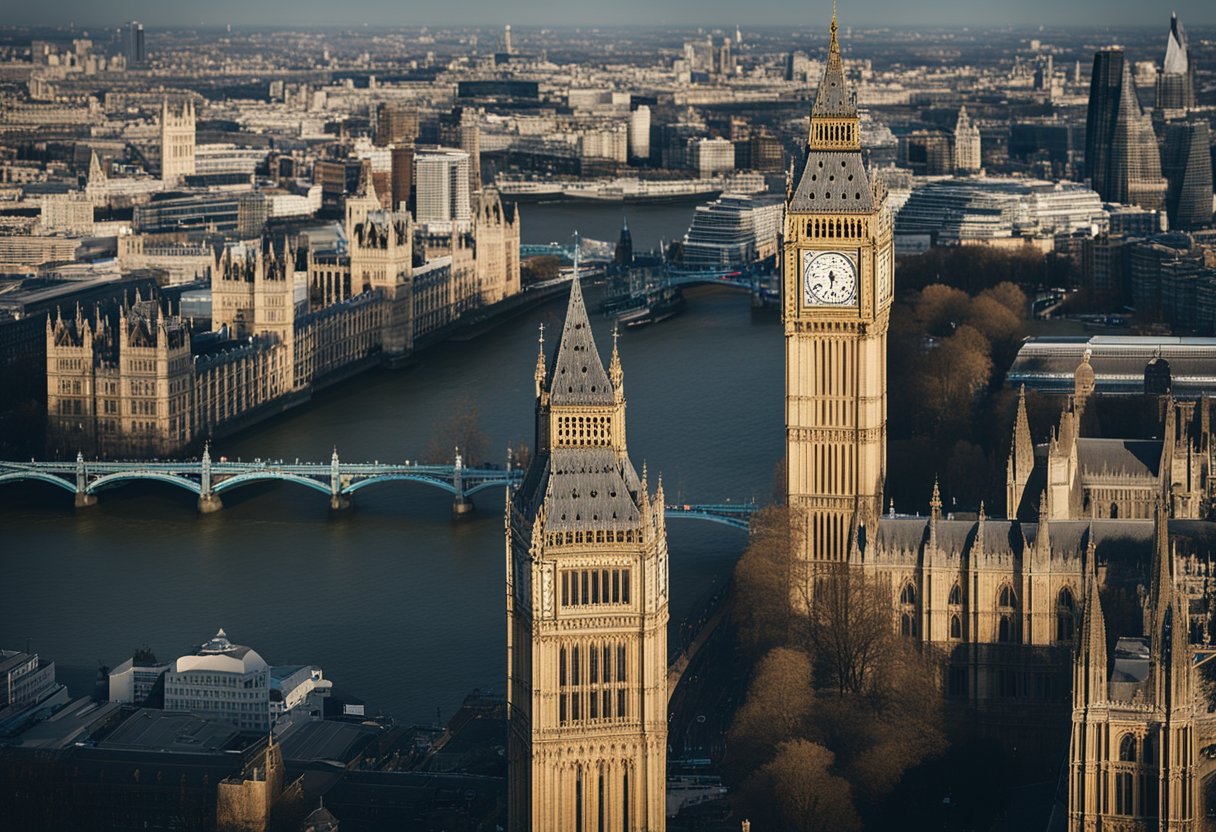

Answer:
[831,0,838,34]
[538,322,544,350]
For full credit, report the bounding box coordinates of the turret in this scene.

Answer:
[1073,534,1107,708]
[1006,384,1033,519]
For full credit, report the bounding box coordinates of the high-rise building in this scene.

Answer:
[506,274,669,831]
[628,105,651,163]
[390,144,414,211]
[414,149,471,226]
[374,102,419,147]
[1162,120,1214,231]
[124,21,145,67]
[783,6,893,565]
[438,107,481,194]
[900,130,954,175]
[1156,12,1196,114]
[953,105,982,173]
[689,137,734,177]
[1084,48,1167,212]
[159,97,195,187]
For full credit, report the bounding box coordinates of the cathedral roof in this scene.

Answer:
[1075,438,1161,478]
[548,276,615,407]
[789,152,874,214]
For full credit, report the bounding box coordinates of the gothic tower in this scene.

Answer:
[506,272,669,832]
[160,97,196,187]
[784,4,893,565]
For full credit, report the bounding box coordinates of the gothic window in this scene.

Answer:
[1120,734,1136,762]
[901,612,916,637]
[1057,588,1076,642]
[950,614,961,640]
[948,583,961,606]
[997,584,1019,643]
[900,583,916,605]
[1115,772,1133,815]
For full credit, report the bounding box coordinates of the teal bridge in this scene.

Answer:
[0,449,758,529]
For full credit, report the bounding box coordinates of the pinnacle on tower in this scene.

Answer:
[811,0,856,121]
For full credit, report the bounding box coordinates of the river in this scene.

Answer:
[0,202,783,724]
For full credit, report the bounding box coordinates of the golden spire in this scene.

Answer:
[609,323,623,391]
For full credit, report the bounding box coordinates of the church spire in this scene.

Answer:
[547,260,614,407]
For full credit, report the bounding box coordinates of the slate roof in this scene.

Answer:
[811,20,855,118]
[789,152,874,214]
[536,449,643,534]
[548,276,615,407]
[1076,438,1161,478]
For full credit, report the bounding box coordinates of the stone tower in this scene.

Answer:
[783,4,893,565]
[160,97,195,187]
[506,271,669,832]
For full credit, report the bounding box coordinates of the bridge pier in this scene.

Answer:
[198,494,223,514]
[330,495,352,513]
[452,496,475,518]
[74,492,97,508]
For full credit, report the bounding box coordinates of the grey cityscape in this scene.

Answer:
[0,3,1214,831]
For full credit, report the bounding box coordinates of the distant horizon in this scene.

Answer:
[4,0,1215,31]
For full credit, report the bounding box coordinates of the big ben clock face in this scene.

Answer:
[803,250,858,306]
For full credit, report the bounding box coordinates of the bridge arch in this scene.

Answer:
[86,471,201,496]
[342,474,457,496]
[463,479,518,497]
[211,472,332,498]
[0,471,78,495]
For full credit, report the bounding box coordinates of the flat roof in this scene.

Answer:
[97,708,243,754]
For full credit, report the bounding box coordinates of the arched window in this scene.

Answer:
[1116,772,1133,815]
[1057,587,1076,642]
[948,583,961,606]
[900,583,916,605]
[997,584,1019,643]
[1120,734,1137,762]
[999,585,1016,609]
[901,613,916,637]
[950,614,961,640]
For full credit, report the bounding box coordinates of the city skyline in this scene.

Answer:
[7,0,1216,29]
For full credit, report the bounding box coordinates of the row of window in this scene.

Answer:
[562,568,631,608]
[558,642,630,726]
[898,583,1078,643]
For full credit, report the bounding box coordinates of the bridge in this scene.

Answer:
[0,449,761,528]
[0,446,521,516]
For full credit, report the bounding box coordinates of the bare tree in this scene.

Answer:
[425,395,490,465]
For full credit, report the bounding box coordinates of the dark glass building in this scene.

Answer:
[1162,121,1213,231]
[1156,12,1196,113]
[1085,48,1167,211]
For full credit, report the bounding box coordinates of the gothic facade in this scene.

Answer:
[506,274,668,831]
[159,97,196,187]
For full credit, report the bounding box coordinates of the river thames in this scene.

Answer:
[0,199,782,725]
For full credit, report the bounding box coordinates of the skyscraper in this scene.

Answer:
[1085,48,1167,212]
[628,105,651,163]
[374,102,419,147]
[1162,120,1213,231]
[783,6,893,565]
[506,274,669,832]
[124,21,145,67]
[1156,12,1196,114]
[438,107,481,195]
[414,149,471,226]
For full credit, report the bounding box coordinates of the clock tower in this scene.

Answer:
[784,5,893,566]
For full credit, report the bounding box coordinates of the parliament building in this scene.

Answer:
[787,8,1216,828]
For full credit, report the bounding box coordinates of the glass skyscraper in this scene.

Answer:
[1085,48,1167,212]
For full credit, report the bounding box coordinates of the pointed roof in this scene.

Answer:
[811,6,856,118]
[548,274,614,406]
[1164,12,1188,74]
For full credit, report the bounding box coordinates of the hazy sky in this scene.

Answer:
[12,0,1215,29]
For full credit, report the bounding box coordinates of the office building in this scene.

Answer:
[123,21,145,67]
[374,102,419,147]
[628,104,651,163]
[1156,12,1196,114]
[1085,48,1167,211]
[680,193,785,269]
[415,149,471,225]
[900,130,954,175]
[438,107,481,194]
[163,630,272,732]
[108,648,170,706]
[689,137,734,178]
[1162,120,1213,231]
